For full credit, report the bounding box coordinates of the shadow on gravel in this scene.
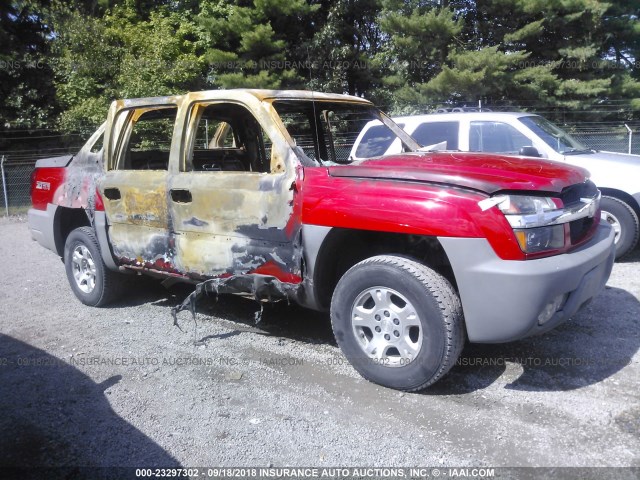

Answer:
[617,247,640,264]
[168,287,336,347]
[428,285,640,395]
[98,276,335,347]
[164,279,639,395]
[101,264,639,395]
[0,334,182,479]
[107,277,180,309]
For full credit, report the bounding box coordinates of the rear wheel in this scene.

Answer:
[64,227,122,306]
[600,196,640,260]
[330,255,464,391]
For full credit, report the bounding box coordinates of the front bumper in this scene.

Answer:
[439,223,616,343]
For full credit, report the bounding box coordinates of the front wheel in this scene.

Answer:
[600,196,640,260]
[330,255,465,391]
[64,227,122,306]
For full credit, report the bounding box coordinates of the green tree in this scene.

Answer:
[603,0,640,75]
[377,0,640,120]
[198,0,318,89]
[52,0,208,132]
[0,1,57,128]
[307,0,384,98]
[378,1,464,112]
[4,0,640,132]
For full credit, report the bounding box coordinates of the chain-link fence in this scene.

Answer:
[571,129,639,155]
[0,138,82,215]
[1,156,38,216]
[1,127,638,216]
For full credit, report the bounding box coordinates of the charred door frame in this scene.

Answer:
[99,98,182,271]
[166,96,300,279]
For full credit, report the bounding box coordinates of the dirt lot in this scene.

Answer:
[0,216,639,474]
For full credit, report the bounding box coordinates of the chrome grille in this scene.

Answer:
[560,180,599,245]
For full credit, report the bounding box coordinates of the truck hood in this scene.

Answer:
[561,150,639,197]
[564,150,640,178]
[566,150,640,166]
[328,152,590,195]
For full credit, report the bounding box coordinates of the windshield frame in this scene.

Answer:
[270,99,421,166]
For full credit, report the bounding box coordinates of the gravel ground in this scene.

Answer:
[0,216,638,474]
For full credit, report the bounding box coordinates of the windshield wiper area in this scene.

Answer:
[563,148,595,155]
[418,141,448,152]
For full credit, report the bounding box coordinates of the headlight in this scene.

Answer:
[479,194,566,254]
[481,194,564,229]
[497,195,558,215]
[478,190,601,257]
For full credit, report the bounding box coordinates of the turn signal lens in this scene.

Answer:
[514,225,564,253]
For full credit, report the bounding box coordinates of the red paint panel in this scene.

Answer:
[94,189,105,211]
[301,168,485,237]
[30,167,66,210]
[300,168,531,260]
[332,152,589,194]
[300,152,598,261]
[472,206,527,260]
[250,261,303,284]
[283,165,305,239]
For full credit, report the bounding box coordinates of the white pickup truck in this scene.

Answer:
[351,112,640,259]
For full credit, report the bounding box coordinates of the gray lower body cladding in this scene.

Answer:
[28,205,58,253]
[439,224,616,343]
[28,206,119,272]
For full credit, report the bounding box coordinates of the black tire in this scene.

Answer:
[330,255,465,391]
[64,227,122,307]
[600,196,640,260]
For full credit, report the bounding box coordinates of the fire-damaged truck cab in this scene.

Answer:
[29,90,616,391]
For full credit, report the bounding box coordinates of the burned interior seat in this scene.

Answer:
[192,148,248,171]
[127,150,170,170]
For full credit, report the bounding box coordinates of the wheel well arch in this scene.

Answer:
[311,228,455,311]
[53,207,92,257]
[599,188,640,217]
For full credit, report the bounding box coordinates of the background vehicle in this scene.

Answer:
[29,90,615,391]
[351,112,640,259]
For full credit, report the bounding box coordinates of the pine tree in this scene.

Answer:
[307,0,384,97]
[378,1,464,112]
[0,2,57,128]
[198,0,318,89]
[377,0,640,120]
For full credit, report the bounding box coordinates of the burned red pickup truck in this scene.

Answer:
[29,89,615,390]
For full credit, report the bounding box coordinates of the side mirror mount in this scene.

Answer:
[519,146,540,157]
